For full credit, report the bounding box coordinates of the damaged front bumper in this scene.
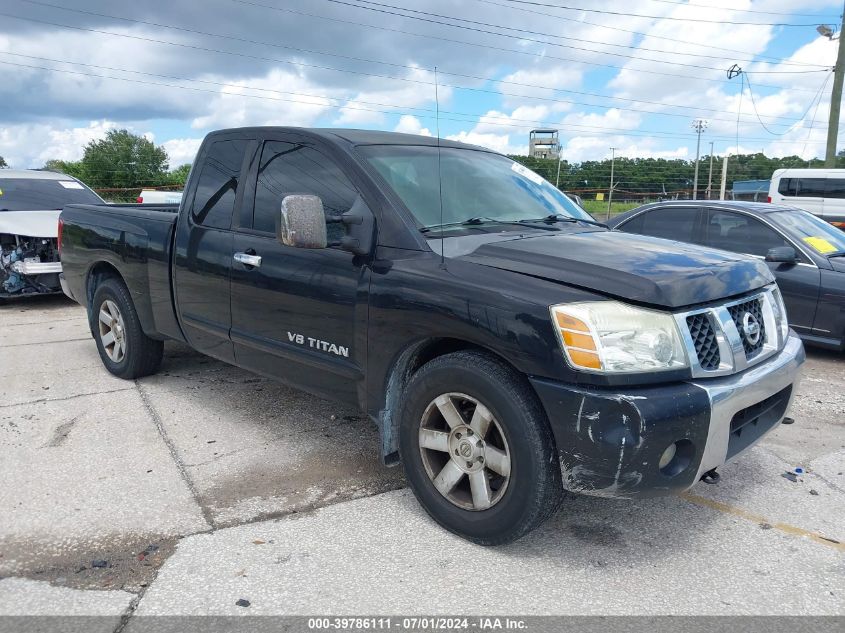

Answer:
[530,332,805,498]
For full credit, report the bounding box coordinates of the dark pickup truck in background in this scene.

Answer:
[59,127,805,544]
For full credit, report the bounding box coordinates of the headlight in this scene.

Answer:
[770,287,789,342]
[550,301,689,374]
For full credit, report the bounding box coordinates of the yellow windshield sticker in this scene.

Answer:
[802,236,838,254]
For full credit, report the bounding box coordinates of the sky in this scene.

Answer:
[0,0,843,170]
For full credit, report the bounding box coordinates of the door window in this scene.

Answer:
[251,141,358,243]
[825,178,845,199]
[191,139,249,229]
[622,207,700,243]
[705,210,790,257]
[777,178,795,196]
[795,178,826,197]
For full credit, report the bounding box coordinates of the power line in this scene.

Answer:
[228,0,817,92]
[2,8,821,124]
[474,0,823,68]
[319,0,828,69]
[3,58,838,146]
[495,0,828,26]
[628,0,839,18]
[316,0,828,73]
[0,50,821,131]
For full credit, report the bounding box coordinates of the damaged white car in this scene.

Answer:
[0,170,104,298]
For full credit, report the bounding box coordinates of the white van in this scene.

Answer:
[137,189,183,204]
[768,168,845,227]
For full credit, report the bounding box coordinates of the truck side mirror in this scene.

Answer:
[278,195,327,249]
[765,246,797,264]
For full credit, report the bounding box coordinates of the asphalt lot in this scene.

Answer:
[0,296,843,620]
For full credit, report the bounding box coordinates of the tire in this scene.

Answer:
[89,277,163,379]
[399,351,563,545]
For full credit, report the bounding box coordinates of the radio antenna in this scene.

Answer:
[434,66,445,267]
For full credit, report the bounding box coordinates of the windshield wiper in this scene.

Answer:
[826,251,845,258]
[421,216,555,233]
[525,214,608,228]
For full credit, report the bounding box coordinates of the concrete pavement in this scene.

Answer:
[0,295,843,621]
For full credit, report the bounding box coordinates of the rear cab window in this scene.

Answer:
[191,139,251,229]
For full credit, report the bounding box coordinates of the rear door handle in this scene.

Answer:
[234,252,262,268]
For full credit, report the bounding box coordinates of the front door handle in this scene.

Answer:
[234,252,262,268]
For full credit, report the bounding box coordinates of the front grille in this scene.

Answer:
[727,386,792,459]
[728,298,766,358]
[686,313,720,370]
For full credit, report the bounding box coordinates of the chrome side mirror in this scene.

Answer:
[278,195,327,249]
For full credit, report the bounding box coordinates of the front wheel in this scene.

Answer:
[89,277,163,379]
[399,351,563,545]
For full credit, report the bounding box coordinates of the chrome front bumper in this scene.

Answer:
[692,332,805,480]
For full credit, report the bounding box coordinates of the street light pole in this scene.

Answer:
[691,119,709,200]
[824,3,845,167]
[606,147,617,220]
[706,141,715,200]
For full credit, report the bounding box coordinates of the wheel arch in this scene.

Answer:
[85,261,124,309]
[375,336,541,465]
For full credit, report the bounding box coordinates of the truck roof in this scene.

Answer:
[206,127,492,152]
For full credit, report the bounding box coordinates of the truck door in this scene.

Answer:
[229,135,368,404]
[173,134,254,364]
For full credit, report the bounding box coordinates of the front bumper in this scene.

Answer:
[530,332,805,498]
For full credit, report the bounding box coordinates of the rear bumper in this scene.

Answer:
[530,332,805,498]
[59,273,76,301]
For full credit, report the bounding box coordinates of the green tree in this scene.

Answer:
[0,156,7,168]
[79,129,169,189]
[42,159,86,179]
[166,163,192,186]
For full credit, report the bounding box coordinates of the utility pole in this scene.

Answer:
[555,152,562,189]
[691,119,709,200]
[606,147,617,220]
[720,155,729,200]
[824,5,845,167]
[706,141,715,200]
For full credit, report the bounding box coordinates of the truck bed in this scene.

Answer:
[59,203,184,343]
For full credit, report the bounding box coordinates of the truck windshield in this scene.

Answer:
[359,145,593,229]
[0,178,103,211]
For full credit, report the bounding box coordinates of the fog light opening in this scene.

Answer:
[658,439,694,477]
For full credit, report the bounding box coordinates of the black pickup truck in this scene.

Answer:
[59,127,805,544]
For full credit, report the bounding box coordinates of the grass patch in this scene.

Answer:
[580,199,641,218]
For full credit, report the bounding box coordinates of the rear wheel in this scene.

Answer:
[89,277,163,379]
[399,351,563,545]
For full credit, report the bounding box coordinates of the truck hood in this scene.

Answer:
[457,230,774,309]
[0,210,61,238]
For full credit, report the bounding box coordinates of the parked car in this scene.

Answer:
[768,168,845,228]
[564,192,585,209]
[137,189,183,204]
[608,200,845,350]
[0,169,103,297]
[60,128,804,544]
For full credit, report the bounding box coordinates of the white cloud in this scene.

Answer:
[162,137,203,166]
[190,68,335,130]
[334,67,450,126]
[393,115,432,136]
[0,120,119,168]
